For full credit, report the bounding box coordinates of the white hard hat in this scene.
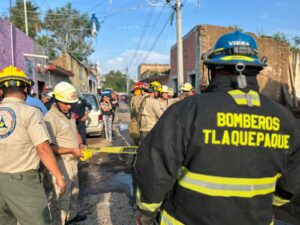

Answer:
[159,85,169,93]
[168,87,174,96]
[53,82,78,103]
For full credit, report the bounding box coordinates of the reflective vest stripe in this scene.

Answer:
[272,195,290,206]
[160,210,184,225]
[178,167,279,198]
[228,90,261,107]
[136,187,162,212]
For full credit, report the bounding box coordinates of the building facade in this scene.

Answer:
[52,52,89,92]
[170,24,293,103]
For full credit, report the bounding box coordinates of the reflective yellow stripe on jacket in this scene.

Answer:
[160,210,184,225]
[136,187,162,212]
[272,195,290,206]
[178,167,279,198]
[228,89,261,107]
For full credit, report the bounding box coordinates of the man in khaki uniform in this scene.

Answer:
[0,66,66,225]
[179,82,194,100]
[129,82,147,145]
[44,82,86,225]
[139,81,162,140]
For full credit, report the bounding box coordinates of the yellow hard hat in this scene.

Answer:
[53,82,78,103]
[158,85,169,93]
[147,81,161,93]
[0,65,32,87]
[151,81,161,89]
[180,83,193,92]
[168,87,174,96]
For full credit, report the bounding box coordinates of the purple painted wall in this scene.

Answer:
[0,18,34,70]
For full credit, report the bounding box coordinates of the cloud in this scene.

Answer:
[103,50,169,78]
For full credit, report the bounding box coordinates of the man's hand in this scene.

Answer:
[80,114,88,122]
[55,176,67,196]
[80,111,90,122]
[79,143,86,149]
[136,213,155,225]
[72,148,83,158]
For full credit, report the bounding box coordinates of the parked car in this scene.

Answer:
[83,93,104,136]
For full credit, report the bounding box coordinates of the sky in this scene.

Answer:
[1,0,300,78]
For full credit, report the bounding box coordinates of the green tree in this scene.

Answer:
[292,36,300,49]
[10,0,42,38]
[273,32,290,45]
[37,3,94,61]
[103,70,133,92]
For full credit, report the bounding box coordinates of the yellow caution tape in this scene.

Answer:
[80,146,138,161]
[80,150,93,161]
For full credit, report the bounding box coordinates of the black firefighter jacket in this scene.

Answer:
[134,75,300,225]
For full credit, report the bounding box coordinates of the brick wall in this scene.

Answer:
[199,25,290,102]
[138,64,170,80]
[53,53,89,91]
[291,50,300,103]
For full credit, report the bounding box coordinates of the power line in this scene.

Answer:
[137,11,172,68]
[8,2,150,21]
[140,4,167,55]
[127,6,155,70]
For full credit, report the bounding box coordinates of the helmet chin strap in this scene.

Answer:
[55,99,72,119]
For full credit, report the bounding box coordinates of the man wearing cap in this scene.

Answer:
[139,81,163,140]
[179,82,194,100]
[129,82,147,145]
[41,90,55,110]
[0,66,66,225]
[44,82,87,225]
[134,30,300,225]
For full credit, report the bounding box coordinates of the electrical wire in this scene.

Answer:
[127,6,155,71]
[135,11,172,69]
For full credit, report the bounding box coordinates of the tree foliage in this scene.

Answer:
[103,70,133,92]
[273,32,290,45]
[292,36,300,49]
[10,0,42,38]
[37,3,94,62]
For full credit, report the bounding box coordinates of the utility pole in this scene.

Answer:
[126,66,129,93]
[23,0,29,36]
[176,0,184,93]
[10,0,14,65]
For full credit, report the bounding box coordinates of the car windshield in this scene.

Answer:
[83,94,99,111]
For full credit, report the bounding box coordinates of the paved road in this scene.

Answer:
[76,102,136,225]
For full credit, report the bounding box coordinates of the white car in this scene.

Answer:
[83,93,104,136]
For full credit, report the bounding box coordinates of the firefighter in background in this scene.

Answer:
[179,82,194,100]
[44,82,87,225]
[157,85,178,112]
[0,66,66,225]
[134,30,300,225]
[139,81,162,140]
[129,82,147,145]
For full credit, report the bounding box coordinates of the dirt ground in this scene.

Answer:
[76,102,136,225]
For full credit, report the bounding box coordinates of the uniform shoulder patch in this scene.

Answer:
[0,107,16,139]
